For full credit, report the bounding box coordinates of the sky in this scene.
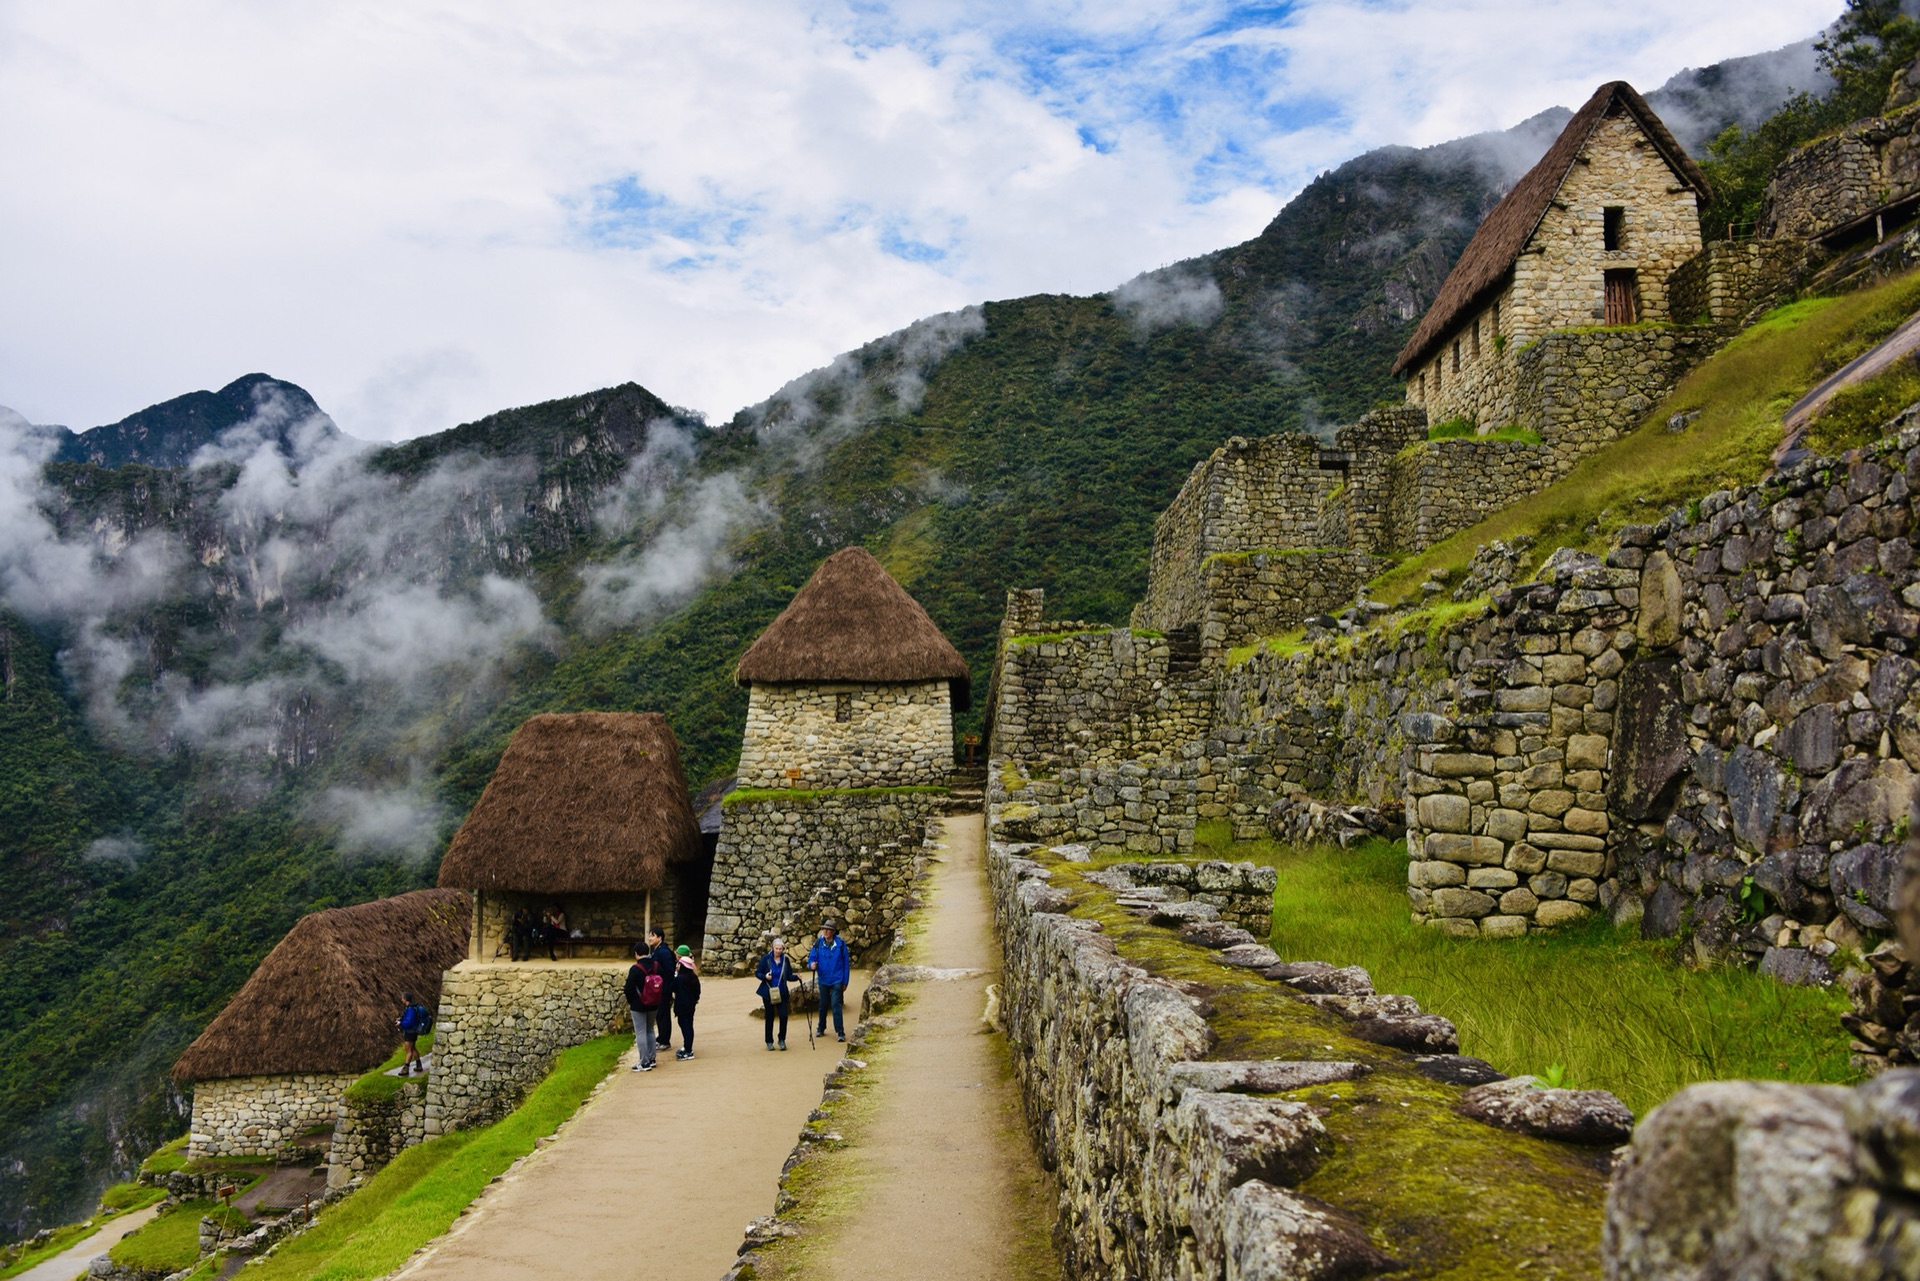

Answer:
[0,0,1842,439]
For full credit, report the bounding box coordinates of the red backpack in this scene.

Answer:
[636,960,665,1010]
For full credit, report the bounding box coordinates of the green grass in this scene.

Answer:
[1234,835,1858,1115]
[1374,269,1920,604]
[721,785,950,806]
[344,1033,435,1106]
[99,1181,166,1213]
[1428,415,1475,439]
[240,1034,625,1281]
[1802,362,1920,458]
[110,1200,248,1272]
[140,1134,189,1176]
[1003,627,1112,646]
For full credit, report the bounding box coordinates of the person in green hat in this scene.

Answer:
[672,945,702,1060]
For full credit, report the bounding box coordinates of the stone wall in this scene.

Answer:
[471,887,680,962]
[1667,239,1813,331]
[1330,406,1430,553]
[701,790,948,972]
[424,961,628,1135]
[1195,550,1377,654]
[1760,99,1920,241]
[989,626,1210,768]
[1139,434,1339,632]
[1401,563,1637,937]
[989,841,1626,1280]
[187,1073,356,1160]
[326,1076,426,1188]
[1514,327,1717,464]
[1387,438,1556,553]
[991,756,1201,855]
[736,680,953,789]
[1607,429,1920,980]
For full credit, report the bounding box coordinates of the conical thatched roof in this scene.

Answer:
[1393,81,1708,377]
[436,712,701,894]
[172,888,470,1082]
[735,547,971,708]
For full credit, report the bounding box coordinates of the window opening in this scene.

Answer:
[1471,318,1480,358]
[1603,269,1639,325]
[1603,206,1625,251]
[1452,340,1460,373]
[1491,299,1500,336]
[835,692,853,723]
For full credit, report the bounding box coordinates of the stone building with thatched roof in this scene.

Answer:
[703,547,967,970]
[734,545,971,789]
[1394,80,1709,431]
[438,711,706,959]
[172,888,469,1159]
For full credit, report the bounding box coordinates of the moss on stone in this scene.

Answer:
[1047,861,1610,1279]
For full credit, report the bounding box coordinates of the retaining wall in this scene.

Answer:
[1387,438,1555,553]
[1667,240,1812,331]
[702,789,948,972]
[1514,327,1717,464]
[327,1077,427,1188]
[424,962,627,1135]
[1195,550,1376,654]
[187,1073,355,1160]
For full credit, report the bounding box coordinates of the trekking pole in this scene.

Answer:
[804,979,816,1050]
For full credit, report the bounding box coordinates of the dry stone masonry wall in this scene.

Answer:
[736,681,953,789]
[703,790,948,971]
[187,1073,355,1160]
[1513,327,1717,463]
[1667,240,1813,331]
[424,962,627,1135]
[1388,439,1556,553]
[1195,550,1377,655]
[1760,98,1920,241]
[326,1077,426,1188]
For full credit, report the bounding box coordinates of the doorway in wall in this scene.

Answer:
[1604,269,1640,325]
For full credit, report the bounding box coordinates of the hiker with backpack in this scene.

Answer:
[672,946,701,1060]
[626,942,667,1071]
[647,927,678,1054]
[755,937,795,1051]
[395,991,432,1077]
[806,920,851,1043]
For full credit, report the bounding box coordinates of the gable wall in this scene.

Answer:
[737,680,953,788]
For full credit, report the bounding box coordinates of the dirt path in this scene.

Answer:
[393,975,854,1281]
[16,1203,162,1281]
[812,813,1057,1280]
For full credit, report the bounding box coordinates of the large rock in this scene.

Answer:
[1348,1014,1459,1053]
[1608,655,1690,821]
[1603,1080,1854,1280]
[1831,842,1903,931]
[1724,744,1786,853]
[1801,757,1916,845]
[1847,1069,1920,1195]
[1268,964,1374,997]
[1455,1076,1632,1144]
[1223,1181,1402,1281]
[1181,921,1259,950]
[1169,1060,1371,1096]
[1636,552,1683,648]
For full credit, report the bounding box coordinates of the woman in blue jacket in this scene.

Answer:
[755,937,795,1051]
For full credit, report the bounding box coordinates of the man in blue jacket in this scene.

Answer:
[806,920,852,1043]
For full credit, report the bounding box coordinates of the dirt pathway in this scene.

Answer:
[393,975,854,1281]
[813,813,1057,1280]
[16,1204,162,1281]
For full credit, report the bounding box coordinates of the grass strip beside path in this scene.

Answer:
[244,1033,626,1281]
[1242,835,1856,1115]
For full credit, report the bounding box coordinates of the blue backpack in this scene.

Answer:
[399,1002,431,1034]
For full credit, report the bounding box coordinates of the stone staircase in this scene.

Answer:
[1166,624,1203,677]
[945,764,986,814]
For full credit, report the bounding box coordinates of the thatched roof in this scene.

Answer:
[173,889,470,1082]
[1394,82,1709,377]
[735,547,971,708]
[437,712,701,893]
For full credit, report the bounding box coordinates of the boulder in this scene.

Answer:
[1603,1080,1854,1280]
[1456,1076,1633,1144]
[1412,1054,1507,1086]
[1801,757,1915,845]
[1607,655,1690,820]
[1831,842,1903,931]
[1216,944,1285,970]
[1168,1060,1371,1096]
[1223,1182,1403,1281]
[1757,946,1836,987]
[1348,1014,1459,1053]
[1181,922,1259,950]
[1269,965,1374,997]
[1148,900,1223,927]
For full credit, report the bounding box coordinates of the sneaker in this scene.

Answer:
[674,1049,691,1061]
[640,1060,656,1071]
[778,1039,788,1051]
[766,1043,776,1051]
[682,1050,695,1060]
[837,1034,846,1042]
[630,1063,643,1072]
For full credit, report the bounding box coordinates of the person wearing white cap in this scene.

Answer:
[807,920,851,1043]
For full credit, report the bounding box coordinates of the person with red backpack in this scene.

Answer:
[625,941,666,1072]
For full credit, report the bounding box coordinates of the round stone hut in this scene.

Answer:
[171,888,470,1159]
[437,711,706,959]
[733,545,971,789]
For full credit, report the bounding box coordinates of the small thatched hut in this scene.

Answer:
[172,887,470,1158]
[437,711,705,958]
[734,547,969,789]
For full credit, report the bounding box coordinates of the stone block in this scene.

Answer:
[1499,887,1540,916]
[1565,734,1609,770]
[1545,848,1605,877]
[1563,807,1609,836]
[1417,793,1472,834]
[1480,915,1530,939]
[1505,843,1549,875]
[1424,834,1506,866]
[1431,888,1497,919]
[1529,790,1576,817]
[1429,753,1497,778]
[1485,808,1530,842]
[1535,900,1591,928]
[1409,861,1466,888]
[1467,868,1519,890]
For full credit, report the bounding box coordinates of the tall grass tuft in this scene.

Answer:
[1243,837,1857,1116]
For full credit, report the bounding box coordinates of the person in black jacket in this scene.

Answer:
[624,942,665,1071]
[508,906,535,962]
[755,937,794,1050]
[672,946,701,1060]
[647,927,677,1053]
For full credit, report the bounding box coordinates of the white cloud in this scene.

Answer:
[0,1,1840,437]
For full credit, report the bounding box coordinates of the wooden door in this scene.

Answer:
[1604,269,1639,326]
